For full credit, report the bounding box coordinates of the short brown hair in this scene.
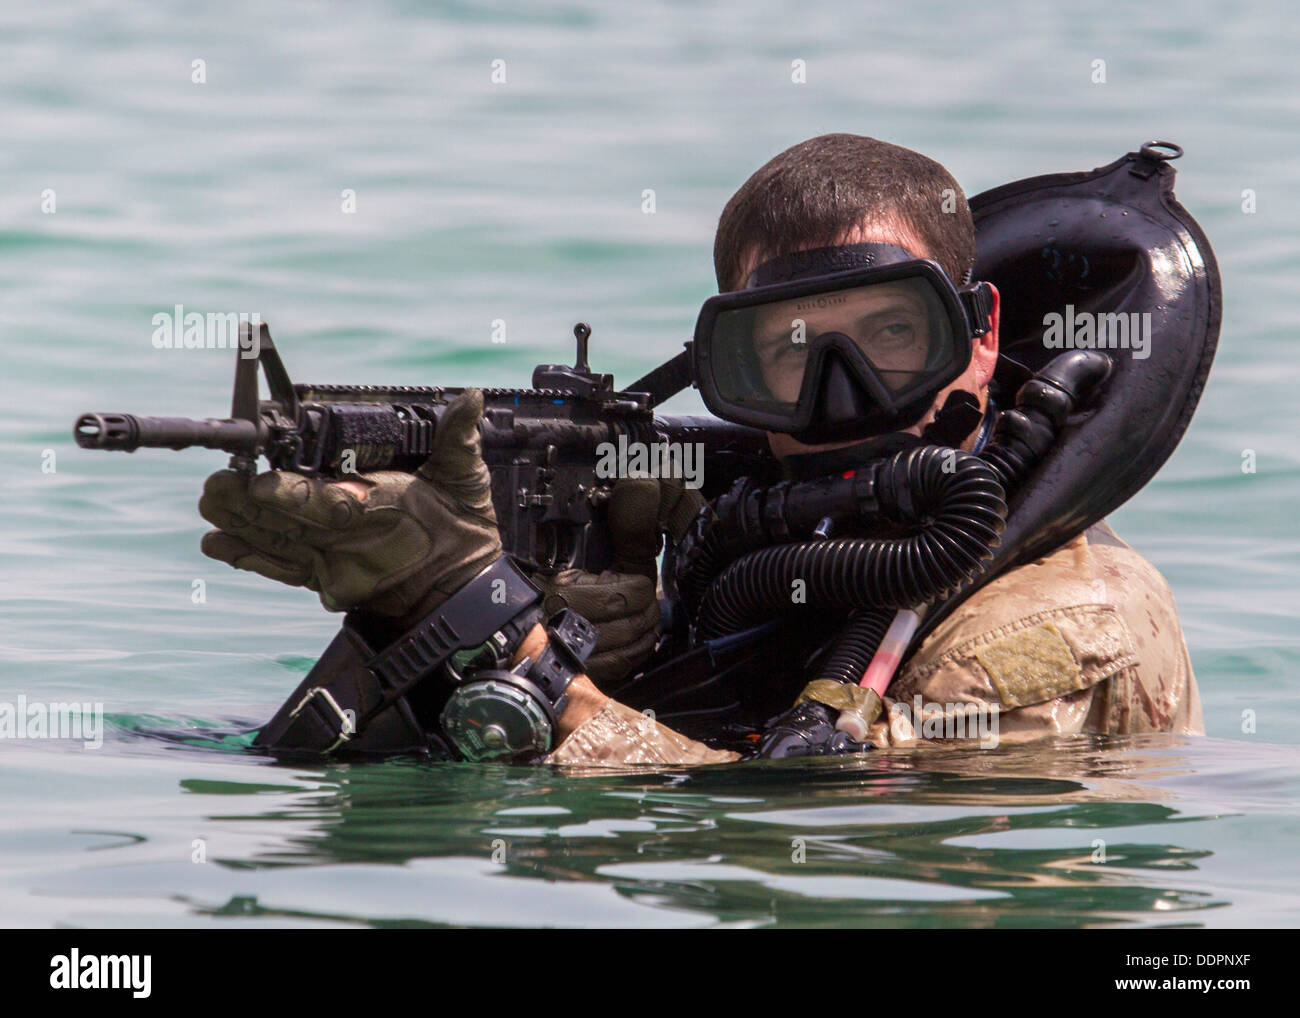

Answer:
[713,134,976,292]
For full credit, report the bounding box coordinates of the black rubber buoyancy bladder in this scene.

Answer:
[917,141,1221,642]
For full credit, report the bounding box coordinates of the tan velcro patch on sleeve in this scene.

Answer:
[973,621,1082,708]
[894,598,1140,711]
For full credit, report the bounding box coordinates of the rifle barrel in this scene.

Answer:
[74,413,260,454]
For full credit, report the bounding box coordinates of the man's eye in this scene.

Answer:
[868,321,917,346]
[761,339,804,360]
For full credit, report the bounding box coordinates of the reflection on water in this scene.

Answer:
[59,732,1280,928]
[7,717,1298,927]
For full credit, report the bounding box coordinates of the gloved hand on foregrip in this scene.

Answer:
[198,388,502,626]
[533,475,705,686]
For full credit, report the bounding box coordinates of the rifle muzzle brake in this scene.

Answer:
[74,413,260,454]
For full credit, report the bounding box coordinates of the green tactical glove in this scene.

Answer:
[198,389,502,626]
[534,475,704,686]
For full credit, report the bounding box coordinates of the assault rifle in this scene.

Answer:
[74,321,771,574]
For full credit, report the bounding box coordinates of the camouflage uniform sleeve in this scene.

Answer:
[545,699,740,766]
[861,523,1204,748]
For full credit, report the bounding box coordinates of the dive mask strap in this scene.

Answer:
[746,242,918,288]
[960,281,995,339]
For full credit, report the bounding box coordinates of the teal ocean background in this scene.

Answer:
[2,2,1298,927]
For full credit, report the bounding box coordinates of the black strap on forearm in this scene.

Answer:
[363,560,539,712]
[521,608,600,717]
[256,556,544,756]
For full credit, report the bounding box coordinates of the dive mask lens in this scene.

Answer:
[694,260,986,443]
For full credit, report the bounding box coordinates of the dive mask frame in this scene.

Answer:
[692,259,994,444]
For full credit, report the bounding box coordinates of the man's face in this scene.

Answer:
[752,279,937,404]
[734,220,1000,459]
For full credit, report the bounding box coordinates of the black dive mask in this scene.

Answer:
[693,242,994,444]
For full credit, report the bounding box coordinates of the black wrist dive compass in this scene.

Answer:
[440,608,599,762]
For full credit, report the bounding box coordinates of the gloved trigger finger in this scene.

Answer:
[539,572,656,622]
[589,600,660,652]
[608,478,663,570]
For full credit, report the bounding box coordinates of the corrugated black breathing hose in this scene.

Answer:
[814,606,897,686]
[806,349,1112,687]
[693,447,1007,639]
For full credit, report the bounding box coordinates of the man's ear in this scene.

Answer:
[973,283,1000,387]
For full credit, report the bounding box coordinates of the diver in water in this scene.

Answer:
[198,134,1214,765]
